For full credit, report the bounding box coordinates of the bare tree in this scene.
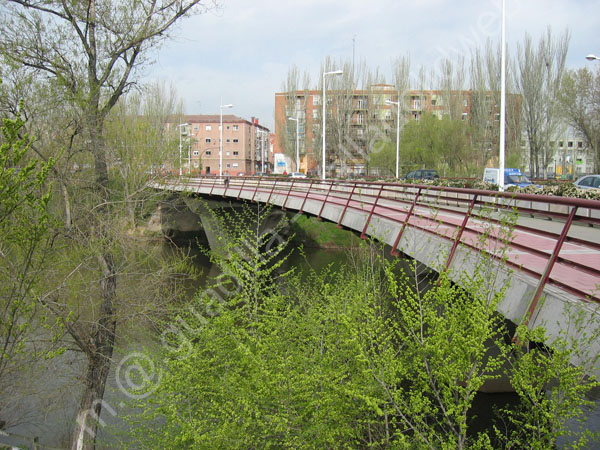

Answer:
[559,66,600,172]
[516,27,570,177]
[0,1,220,448]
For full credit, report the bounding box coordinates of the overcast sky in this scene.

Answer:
[145,0,600,130]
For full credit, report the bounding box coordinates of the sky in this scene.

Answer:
[145,0,600,131]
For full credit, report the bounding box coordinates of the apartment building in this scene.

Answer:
[274,84,478,176]
[171,115,270,176]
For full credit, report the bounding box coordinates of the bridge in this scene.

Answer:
[151,175,600,375]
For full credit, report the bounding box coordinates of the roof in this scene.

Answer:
[167,114,270,132]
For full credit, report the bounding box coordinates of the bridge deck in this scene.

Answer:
[153,176,600,307]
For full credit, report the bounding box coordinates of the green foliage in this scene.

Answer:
[0,109,55,379]
[121,206,599,449]
[400,114,475,177]
[290,214,362,248]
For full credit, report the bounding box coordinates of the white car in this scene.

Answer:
[288,172,307,179]
[574,174,600,190]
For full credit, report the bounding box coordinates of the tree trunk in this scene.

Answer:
[71,253,117,450]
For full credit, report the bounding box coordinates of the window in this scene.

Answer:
[226,126,230,130]
[559,141,564,148]
[226,163,230,168]
[233,163,239,168]
[233,125,239,131]
[205,125,212,131]
[313,110,318,120]
[193,151,199,156]
[494,113,500,121]
[226,151,230,156]
[194,126,198,131]
[226,138,230,142]
[233,151,239,156]
[205,151,212,155]
[205,138,211,143]
[313,95,321,105]
[578,141,583,148]
[233,139,239,143]
[413,99,420,109]
[462,113,467,121]
[358,98,367,109]
[357,113,363,125]
[568,141,573,148]
[431,99,437,106]
[463,98,468,107]
[385,111,392,120]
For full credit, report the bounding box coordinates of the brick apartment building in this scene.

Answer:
[274,84,510,176]
[170,115,271,176]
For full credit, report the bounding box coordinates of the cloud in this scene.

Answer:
[143,0,600,131]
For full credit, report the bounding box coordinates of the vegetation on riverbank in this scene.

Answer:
[289,214,363,248]
[118,206,600,450]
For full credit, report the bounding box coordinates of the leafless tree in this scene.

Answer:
[0,1,220,448]
[516,27,570,177]
[559,66,600,172]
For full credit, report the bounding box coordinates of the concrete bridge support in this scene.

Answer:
[160,195,289,253]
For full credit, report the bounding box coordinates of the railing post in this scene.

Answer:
[444,193,478,271]
[317,181,334,220]
[391,187,421,256]
[360,184,384,239]
[298,179,313,214]
[266,177,279,205]
[251,177,264,203]
[337,182,357,228]
[209,176,218,196]
[237,176,247,200]
[520,206,578,330]
[282,178,297,211]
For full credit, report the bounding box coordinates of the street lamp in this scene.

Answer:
[287,116,300,172]
[322,69,343,179]
[498,0,506,190]
[385,99,401,178]
[178,123,189,176]
[586,54,600,61]
[219,101,233,177]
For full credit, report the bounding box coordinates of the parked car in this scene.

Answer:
[483,168,533,188]
[574,174,600,190]
[404,169,440,180]
[288,172,307,179]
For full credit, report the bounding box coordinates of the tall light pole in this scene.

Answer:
[219,100,233,177]
[322,69,343,179]
[178,123,189,176]
[385,99,401,178]
[586,54,600,61]
[287,116,300,172]
[499,0,506,191]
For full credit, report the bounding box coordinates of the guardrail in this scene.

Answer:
[152,176,600,306]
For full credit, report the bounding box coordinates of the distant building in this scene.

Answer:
[275,85,518,176]
[169,115,270,176]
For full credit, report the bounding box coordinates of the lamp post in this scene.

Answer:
[586,54,600,61]
[322,69,343,179]
[499,0,506,191]
[178,123,189,176]
[287,116,300,172]
[219,101,233,178]
[385,99,401,178]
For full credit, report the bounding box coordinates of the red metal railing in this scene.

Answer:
[153,176,600,307]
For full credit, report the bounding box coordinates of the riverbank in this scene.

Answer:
[289,214,362,249]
